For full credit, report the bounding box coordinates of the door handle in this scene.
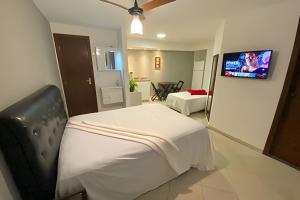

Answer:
[86,77,92,85]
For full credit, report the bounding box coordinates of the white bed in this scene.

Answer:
[166,91,208,115]
[56,104,215,200]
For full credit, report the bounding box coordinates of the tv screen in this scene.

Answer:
[221,50,273,79]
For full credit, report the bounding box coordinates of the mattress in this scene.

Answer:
[166,92,207,115]
[56,104,215,200]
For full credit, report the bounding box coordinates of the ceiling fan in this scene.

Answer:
[99,0,176,35]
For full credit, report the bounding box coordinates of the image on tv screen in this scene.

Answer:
[222,50,273,79]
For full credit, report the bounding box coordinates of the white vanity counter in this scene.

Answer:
[135,80,151,101]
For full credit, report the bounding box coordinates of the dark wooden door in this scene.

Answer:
[269,55,300,168]
[53,34,98,117]
[265,19,300,169]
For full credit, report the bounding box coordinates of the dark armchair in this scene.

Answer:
[171,80,184,93]
[151,82,163,101]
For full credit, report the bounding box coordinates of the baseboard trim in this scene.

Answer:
[208,125,263,153]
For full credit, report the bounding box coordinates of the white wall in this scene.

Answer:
[128,50,194,91]
[202,22,225,91]
[128,34,215,92]
[50,22,125,111]
[0,0,62,199]
[212,22,225,56]
[128,38,213,51]
[0,1,61,111]
[210,2,300,150]
[118,27,131,107]
[202,48,213,90]
[200,22,225,91]
[128,38,214,91]
[0,151,20,200]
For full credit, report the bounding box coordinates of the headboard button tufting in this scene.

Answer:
[42,119,47,126]
[42,115,48,125]
[33,129,40,137]
[41,151,48,160]
[48,137,54,146]
[53,128,57,136]
[0,85,67,200]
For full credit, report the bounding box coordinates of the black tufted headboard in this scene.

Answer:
[0,85,68,200]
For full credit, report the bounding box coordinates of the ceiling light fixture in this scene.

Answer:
[129,0,143,35]
[131,15,143,35]
[100,0,177,36]
[157,33,166,39]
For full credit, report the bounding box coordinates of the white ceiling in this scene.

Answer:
[33,0,283,44]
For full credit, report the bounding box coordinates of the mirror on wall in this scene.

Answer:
[95,47,116,71]
[205,54,219,121]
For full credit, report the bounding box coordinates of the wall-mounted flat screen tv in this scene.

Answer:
[221,50,273,79]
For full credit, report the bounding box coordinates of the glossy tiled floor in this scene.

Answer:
[136,111,300,200]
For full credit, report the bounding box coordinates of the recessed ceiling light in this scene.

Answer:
[157,33,166,39]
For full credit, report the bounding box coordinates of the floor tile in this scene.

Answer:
[136,183,170,200]
[168,179,204,200]
[136,104,300,200]
[197,170,235,192]
[202,186,239,200]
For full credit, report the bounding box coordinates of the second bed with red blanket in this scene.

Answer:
[166,91,208,115]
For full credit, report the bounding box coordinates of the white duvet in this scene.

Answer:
[166,92,207,115]
[56,104,215,200]
[66,120,181,173]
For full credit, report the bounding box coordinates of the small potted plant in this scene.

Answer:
[129,79,138,92]
[129,78,142,106]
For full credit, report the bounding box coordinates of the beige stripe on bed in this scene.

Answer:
[66,124,165,156]
[66,121,181,174]
[82,121,179,150]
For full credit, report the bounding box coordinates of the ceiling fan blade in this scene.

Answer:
[99,0,129,11]
[143,0,176,12]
